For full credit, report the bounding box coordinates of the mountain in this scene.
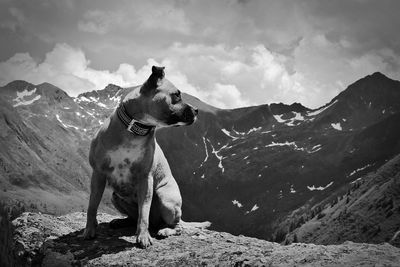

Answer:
[1,72,400,243]
[156,72,400,239]
[310,72,400,131]
[4,210,400,266]
[279,153,400,247]
[0,81,113,215]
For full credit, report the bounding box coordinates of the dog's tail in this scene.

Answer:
[179,220,211,229]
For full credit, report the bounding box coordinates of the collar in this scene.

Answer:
[116,104,155,136]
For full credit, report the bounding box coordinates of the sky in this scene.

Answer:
[0,0,399,109]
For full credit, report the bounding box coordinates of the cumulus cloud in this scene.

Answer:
[0,42,329,109]
[208,83,249,109]
[0,43,141,96]
[1,40,399,109]
[159,43,316,108]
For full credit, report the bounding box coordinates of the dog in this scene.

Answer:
[83,66,201,248]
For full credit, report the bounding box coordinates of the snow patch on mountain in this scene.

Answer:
[273,114,286,123]
[110,95,121,103]
[331,123,342,131]
[273,112,307,127]
[56,114,79,130]
[307,100,338,116]
[13,95,41,107]
[265,141,298,148]
[307,181,333,191]
[209,141,226,173]
[75,96,90,102]
[309,144,322,153]
[232,200,243,208]
[221,129,238,140]
[264,141,324,154]
[97,102,107,108]
[348,164,372,177]
[350,177,362,184]
[15,87,36,99]
[199,137,209,168]
[290,185,296,193]
[13,87,41,107]
[245,204,259,214]
[251,204,259,212]
[247,127,262,134]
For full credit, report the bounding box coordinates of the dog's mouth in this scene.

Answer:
[171,116,196,127]
[168,106,198,127]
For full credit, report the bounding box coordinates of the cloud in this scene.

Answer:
[2,1,400,110]
[158,43,315,108]
[0,43,141,96]
[208,83,249,109]
[0,7,25,31]
[0,42,327,109]
[1,39,400,110]
[78,10,123,35]
[134,2,191,34]
[77,2,191,36]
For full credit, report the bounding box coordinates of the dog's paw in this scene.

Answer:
[157,227,181,238]
[82,226,96,240]
[136,230,153,248]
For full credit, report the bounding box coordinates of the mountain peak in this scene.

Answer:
[36,82,70,101]
[104,83,123,91]
[335,72,400,102]
[355,71,395,86]
[270,102,310,115]
[370,71,388,79]
[2,80,34,92]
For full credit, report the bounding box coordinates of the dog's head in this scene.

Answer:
[134,66,198,127]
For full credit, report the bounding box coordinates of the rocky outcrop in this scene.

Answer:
[9,212,400,266]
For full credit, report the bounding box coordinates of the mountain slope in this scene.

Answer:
[0,81,112,215]
[282,153,400,247]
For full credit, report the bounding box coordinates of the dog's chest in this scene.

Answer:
[106,143,150,187]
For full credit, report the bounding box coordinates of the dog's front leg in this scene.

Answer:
[136,175,154,248]
[83,170,106,239]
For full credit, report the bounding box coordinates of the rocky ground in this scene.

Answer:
[6,212,400,266]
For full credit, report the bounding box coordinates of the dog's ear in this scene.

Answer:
[152,66,165,78]
[141,66,165,94]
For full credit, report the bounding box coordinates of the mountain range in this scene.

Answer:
[0,72,399,245]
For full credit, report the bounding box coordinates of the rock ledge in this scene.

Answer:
[10,212,400,266]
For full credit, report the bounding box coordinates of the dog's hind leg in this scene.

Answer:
[109,192,138,229]
[155,181,183,237]
[83,170,106,239]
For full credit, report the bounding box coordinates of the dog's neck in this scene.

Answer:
[116,103,155,136]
